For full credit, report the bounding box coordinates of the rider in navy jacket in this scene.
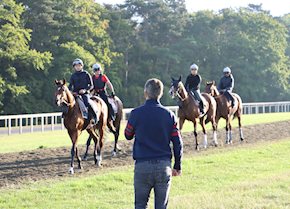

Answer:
[68,58,97,123]
[218,67,235,107]
[185,63,205,114]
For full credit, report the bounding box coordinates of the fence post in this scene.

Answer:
[51,116,54,131]
[20,118,23,134]
[8,118,11,135]
[41,116,44,132]
[30,117,34,133]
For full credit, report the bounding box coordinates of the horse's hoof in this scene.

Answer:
[83,155,88,161]
[111,151,117,157]
[96,161,102,167]
[203,145,207,149]
[69,167,74,174]
[116,145,122,151]
[78,165,82,170]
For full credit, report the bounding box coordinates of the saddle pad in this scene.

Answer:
[76,96,88,119]
[108,97,118,114]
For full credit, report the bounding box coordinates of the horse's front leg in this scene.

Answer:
[199,117,207,149]
[83,136,92,161]
[68,130,79,174]
[69,143,76,174]
[179,117,185,130]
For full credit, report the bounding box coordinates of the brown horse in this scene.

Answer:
[169,76,218,150]
[54,79,108,174]
[83,95,123,158]
[205,81,244,144]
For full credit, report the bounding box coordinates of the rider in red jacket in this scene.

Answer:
[91,63,116,121]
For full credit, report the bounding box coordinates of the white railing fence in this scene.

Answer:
[1,101,289,135]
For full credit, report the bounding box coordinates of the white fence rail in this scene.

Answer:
[1,101,290,135]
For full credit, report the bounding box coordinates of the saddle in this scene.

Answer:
[108,96,118,114]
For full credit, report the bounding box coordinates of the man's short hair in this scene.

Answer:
[144,78,164,100]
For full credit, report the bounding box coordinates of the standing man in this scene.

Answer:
[125,78,183,209]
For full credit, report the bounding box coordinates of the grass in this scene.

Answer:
[0,112,289,154]
[0,138,289,209]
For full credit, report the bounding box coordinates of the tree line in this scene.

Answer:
[0,0,289,114]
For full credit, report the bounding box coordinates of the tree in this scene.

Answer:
[0,0,52,114]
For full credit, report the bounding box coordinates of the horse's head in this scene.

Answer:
[205,81,219,97]
[54,79,71,107]
[169,76,187,99]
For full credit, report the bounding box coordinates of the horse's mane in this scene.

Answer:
[178,81,188,99]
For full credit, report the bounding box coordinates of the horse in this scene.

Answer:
[83,95,123,158]
[169,76,218,150]
[205,81,244,144]
[54,79,108,174]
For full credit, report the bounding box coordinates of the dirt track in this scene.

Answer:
[0,120,289,188]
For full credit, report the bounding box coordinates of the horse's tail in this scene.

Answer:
[233,93,242,119]
[202,93,217,124]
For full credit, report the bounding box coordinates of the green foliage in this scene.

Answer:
[0,0,52,114]
[0,1,289,113]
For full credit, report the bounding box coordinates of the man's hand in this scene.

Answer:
[172,169,181,176]
[111,92,115,97]
[79,89,86,94]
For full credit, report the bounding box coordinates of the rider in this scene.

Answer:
[218,67,235,107]
[68,58,98,124]
[185,64,205,114]
[91,63,116,121]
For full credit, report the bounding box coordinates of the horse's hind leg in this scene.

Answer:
[237,113,244,141]
[112,126,120,157]
[76,146,82,169]
[96,126,105,167]
[199,117,207,149]
[228,122,233,144]
[211,120,218,147]
[83,136,92,160]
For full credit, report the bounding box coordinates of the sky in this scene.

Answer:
[95,0,290,17]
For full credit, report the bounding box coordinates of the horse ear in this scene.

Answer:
[171,77,174,81]
[212,80,215,85]
[62,79,66,85]
[54,79,58,84]
[178,75,181,81]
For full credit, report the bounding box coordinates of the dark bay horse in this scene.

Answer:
[205,81,244,144]
[54,79,108,174]
[169,76,218,150]
[83,96,123,158]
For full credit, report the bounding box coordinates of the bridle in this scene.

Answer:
[55,85,75,107]
[170,82,186,102]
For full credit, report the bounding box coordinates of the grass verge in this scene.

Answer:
[0,138,289,209]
